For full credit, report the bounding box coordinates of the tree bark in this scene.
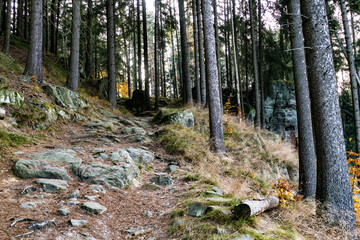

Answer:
[178,0,193,105]
[17,0,24,37]
[233,197,279,220]
[300,0,357,231]
[0,0,3,35]
[142,0,150,109]
[2,0,11,55]
[249,0,260,127]
[192,0,200,103]
[85,0,95,81]
[66,0,80,92]
[258,0,265,127]
[50,0,56,54]
[170,2,177,99]
[287,0,316,198]
[339,0,360,153]
[196,0,206,106]
[137,0,142,90]
[202,0,225,152]
[106,0,117,109]
[154,0,159,110]
[24,0,43,82]
[213,0,222,110]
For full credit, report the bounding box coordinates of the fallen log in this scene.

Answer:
[232,196,280,220]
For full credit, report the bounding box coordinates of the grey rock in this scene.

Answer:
[231,234,253,240]
[142,183,161,191]
[81,202,107,214]
[84,195,98,201]
[118,118,137,127]
[109,149,133,163]
[67,199,80,205]
[38,101,58,122]
[153,109,194,127]
[166,165,177,173]
[143,211,153,217]
[85,122,105,128]
[122,127,147,136]
[92,148,105,154]
[151,173,173,185]
[0,90,24,106]
[156,211,165,216]
[99,138,111,144]
[43,85,87,110]
[126,147,154,163]
[211,187,224,196]
[173,219,184,226]
[69,219,88,227]
[134,120,151,129]
[89,184,106,193]
[0,107,6,119]
[57,110,70,120]
[13,160,73,181]
[58,208,70,216]
[130,135,153,143]
[0,77,9,89]
[188,203,208,217]
[36,179,69,193]
[20,202,37,209]
[71,113,85,122]
[27,149,82,166]
[73,161,139,189]
[68,189,80,199]
[99,153,108,159]
[216,228,232,234]
[126,226,144,236]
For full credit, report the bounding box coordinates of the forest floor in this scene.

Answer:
[0,111,195,239]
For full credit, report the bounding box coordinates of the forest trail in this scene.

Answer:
[0,112,192,239]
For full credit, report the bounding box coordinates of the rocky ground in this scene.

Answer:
[0,112,196,240]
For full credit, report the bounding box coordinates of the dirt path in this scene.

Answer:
[0,114,191,240]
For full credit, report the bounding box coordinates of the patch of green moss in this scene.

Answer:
[184,174,200,182]
[0,129,32,150]
[43,57,67,84]
[0,52,23,74]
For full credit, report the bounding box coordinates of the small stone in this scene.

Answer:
[126,226,144,236]
[68,189,80,199]
[84,195,98,201]
[151,173,173,185]
[0,108,5,119]
[163,202,171,207]
[156,211,164,216]
[188,203,208,217]
[90,184,106,193]
[99,138,111,144]
[142,183,161,191]
[59,208,70,216]
[216,228,232,234]
[99,153,108,159]
[67,199,80,205]
[231,234,253,240]
[81,202,107,214]
[173,219,184,226]
[166,165,177,173]
[92,149,105,154]
[143,211,153,217]
[20,202,37,209]
[36,179,69,193]
[69,219,88,227]
[212,187,224,196]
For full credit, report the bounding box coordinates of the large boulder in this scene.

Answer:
[27,149,82,166]
[43,85,87,110]
[153,109,194,127]
[36,179,69,193]
[0,90,24,106]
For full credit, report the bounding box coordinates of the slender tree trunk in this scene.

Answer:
[44,0,49,52]
[137,0,142,90]
[213,0,222,109]
[106,0,117,109]
[50,0,56,53]
[202,0,225,152]
[287,0,316,198]
[85,0,95,81]
[2,0,11,55]
[244,21,249,102]
[192,0,200,103]
[300,0,357,232]
[175,7,182,98]
[178,0,193,105]
[24,0,43,82]
[231,0,243,114]
[124,34,132,98]
[66,0,80,92]
[142,0,150,108]
[339,0,360,153]
[154,0,159,109]
[12,0,15,34]
[196,0,206,105]
[24,0,28,39]
[54,0,61,55]
[17,0,24,37]
[170,3,177,99]
[160,2,166,98]
[258,0,265,127]
[226,0,233,89]
[0,0,3,35]
[249,0,260,127]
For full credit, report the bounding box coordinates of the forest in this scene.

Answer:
[1,0,360,239]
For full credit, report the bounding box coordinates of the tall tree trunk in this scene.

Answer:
[0,0,4,35]
[50,0,56,53]
[339,0,360,153]
[175,6,182,98]
[66,0,80,92]
[85,0,95,81]
[300,0,357,232]
[2,0,11,55]
[17,0,24,37]
[196,0,206,105]
[124,34,132,98]
[12,0,15,34]
[202,0,225,152]
[178,0,193,105]
[170,2,177,99]
[258,0,264,127]
[142,0,150,108]
[44,0,49,52]
[137,0,142,90]
[231,0,243,114]
[249,0,260,127]
[24,0,28,39]
[106,0,117,109]
[154,0,159,109]
[24,0,43,82]
[160,1,166,98]
[54,0,61,55]
[287,0,316,198]
[192,0,200,103]
[244,21,249,102]
[213,0,222,109]
[226,0,233,89]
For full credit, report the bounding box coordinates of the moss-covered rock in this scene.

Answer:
[153,109,194,127]
[43,85,87,110]
[0,90,24,106]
